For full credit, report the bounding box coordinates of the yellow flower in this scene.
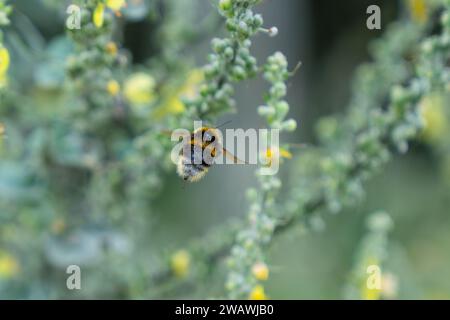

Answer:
[171,250,190,278]
[107,80,121,96]
[361,257,381,300]
[362,272,397,300]
[160,96,185,115]
[249,285,268,300]
[93,3,105,28]
[0,47,10,87]
[264,147,292,167]
[362,283,381,300]
[419,93,448,143]
[0,123,5,136]
[154,69,204,117]
[407,0,428,24]
[252,262,269,281]
[106,0,126,13]
[0,251,19,279]
[124,72,156,105]
[280,148,292,159]
[106,42,118,55]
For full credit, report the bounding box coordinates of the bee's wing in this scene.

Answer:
[221,147,249,165]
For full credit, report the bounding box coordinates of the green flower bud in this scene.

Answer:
[219,0,233,11]
[441,12,450,28]
[232,65,246,80]
[212,38,226,53]
[275,101,289,118]
[253,14,263,28]
[270,82,287,98]
[224,46,234,60]
[238,21,249,36]
[226,20,237,32]
[271,51,288,68]
[391,85,407,104]
[204,62,220,77]
[257,105,276,117]
[282,119,297,131]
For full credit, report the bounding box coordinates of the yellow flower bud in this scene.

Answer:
[362,284,381,300]
[107,80,121,96]
[171,250,190,278]
[93,3,105,28]
[106,0,126,12]
[252,262,269,281]
[161,96,185,115]
[361,257,381,300]
[419,93,448,143]
[124,72,156,105]
[263,147,292,167]
[280,148,293,159]
[0,251,19,279]
[0,47,10,87]
[407,0,428,24]
[249,285,267,300]
[106,42,118,55]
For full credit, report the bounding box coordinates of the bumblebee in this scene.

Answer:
[175,126,245,182]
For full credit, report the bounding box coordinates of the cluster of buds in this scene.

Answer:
[258,52,298,132]
[185,0,277,119]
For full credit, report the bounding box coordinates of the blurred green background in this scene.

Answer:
[0,0,449,299]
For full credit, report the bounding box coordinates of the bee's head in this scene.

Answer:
[200,127,220,143]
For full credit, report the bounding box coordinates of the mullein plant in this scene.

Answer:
[0,0,449,299]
